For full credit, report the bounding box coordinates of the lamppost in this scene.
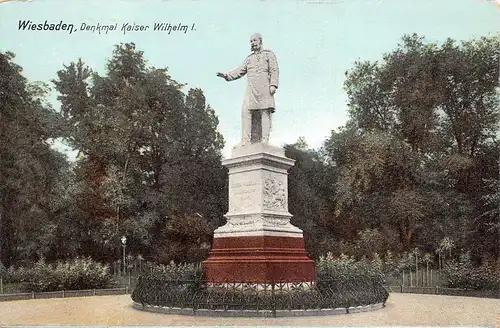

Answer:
[121,236,127,275]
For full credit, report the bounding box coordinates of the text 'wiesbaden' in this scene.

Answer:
[18,20,76,34]
[17,20,197,35]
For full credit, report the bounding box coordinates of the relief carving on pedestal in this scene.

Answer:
[263,217,289,227]
[263,176,287,210]
[228,218,255,226]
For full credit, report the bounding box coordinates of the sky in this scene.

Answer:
[0,0,498,159]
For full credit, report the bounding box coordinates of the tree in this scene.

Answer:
[324,34,500,260]
[285,139,337,258]
[0,51,67,266]
[52,43,227,263]
[439,236,455,261]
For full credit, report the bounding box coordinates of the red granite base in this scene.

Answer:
[203,235,315,283]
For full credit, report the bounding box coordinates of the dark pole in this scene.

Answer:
[497,52,500,262]
[121,236,127,275]
[122,244,126,271]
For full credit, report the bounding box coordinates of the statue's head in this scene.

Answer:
[250,33,263,52]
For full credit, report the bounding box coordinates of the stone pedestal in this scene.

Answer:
[203,143,315,284]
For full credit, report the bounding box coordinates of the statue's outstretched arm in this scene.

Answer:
[225,57,249,81]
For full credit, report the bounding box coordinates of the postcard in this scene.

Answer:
[0,0,499,326]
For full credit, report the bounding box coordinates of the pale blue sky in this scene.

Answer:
[1,0,498,158]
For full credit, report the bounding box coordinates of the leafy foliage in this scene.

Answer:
[140,261,204,281]
[443,252,500,290]
[51,43,227,264]
[2,32,500,285]
[131,259,389,312]
[6,257,112,292]
[323,33,500,262]
[0,51,67,267]
[285,141,337,259]
[316,253,385,286]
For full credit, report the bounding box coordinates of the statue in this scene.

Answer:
[217,33,279,145]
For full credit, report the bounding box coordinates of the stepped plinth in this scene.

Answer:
[203,143,315,284]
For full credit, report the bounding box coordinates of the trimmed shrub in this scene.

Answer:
[7,257,112,292]
[316,253,385,286]
[8,259,61,292]
[443,252,500,290]
[54,257,111,290]
[315,253,388,306]
[132,257,389,311]
[138,261,204,295]
[141,261,204,281]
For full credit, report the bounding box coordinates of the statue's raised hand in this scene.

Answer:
[216,72,228,81]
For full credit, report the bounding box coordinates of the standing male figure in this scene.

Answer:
[217,33,279,145]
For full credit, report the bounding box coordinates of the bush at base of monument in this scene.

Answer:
[442,252,500,290]
[316,253,385,289]
[131,257,389,311]
[6,257,112,292]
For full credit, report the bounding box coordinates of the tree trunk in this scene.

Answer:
[438,253,441,278]
[0,195,16,268]
[398,223,414,250]
[426,262,429,287]
[116,156,130,234]
[415,254,418,287]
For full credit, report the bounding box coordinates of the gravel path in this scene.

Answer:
[0,293,499,326]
